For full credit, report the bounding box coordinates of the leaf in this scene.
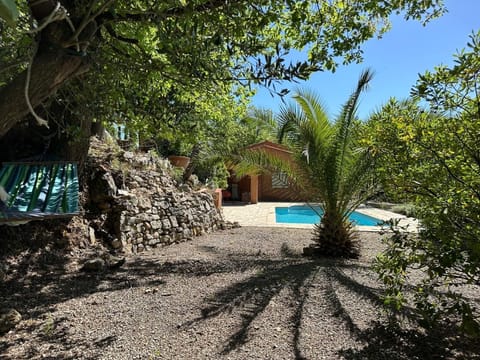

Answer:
[461,316,480,337]
[0,0,19,27]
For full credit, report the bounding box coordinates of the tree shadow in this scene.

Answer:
[0,315,116,360]
[168,243,330,356]
[0,251,167,358]
[323,266,480,359]
[337,321,480,360]
[0,236,310,358]
[171,245,479,359]
[201,260,318,355]
[2,228,478,359]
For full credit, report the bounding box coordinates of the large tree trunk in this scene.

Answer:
[0,0,95,137]
[0,50,89,137]
[47,98,93,175]
[0,98,92,169]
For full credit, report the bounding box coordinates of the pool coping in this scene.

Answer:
[221,202,419,232]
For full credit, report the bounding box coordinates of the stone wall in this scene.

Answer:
[86,138,232,253]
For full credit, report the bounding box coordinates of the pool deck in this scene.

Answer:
[221,202,419,232]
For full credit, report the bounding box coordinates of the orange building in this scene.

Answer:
[224,141,305,204]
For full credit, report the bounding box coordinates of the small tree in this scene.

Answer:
[237,70,376,258]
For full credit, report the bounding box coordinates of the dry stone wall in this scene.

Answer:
[86,139,233,254]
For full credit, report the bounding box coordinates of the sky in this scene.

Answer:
[251,0,480,120]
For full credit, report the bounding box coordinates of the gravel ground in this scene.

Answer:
[1,227,479,359]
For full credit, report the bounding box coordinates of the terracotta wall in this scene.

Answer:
[258,173,305,202]
[254,143,304,202]
[227,141,307,203]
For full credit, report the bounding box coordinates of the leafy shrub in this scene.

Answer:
[367,32,480,336]
[390,204,417,217]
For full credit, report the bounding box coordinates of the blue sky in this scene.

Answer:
[251,0,480,120]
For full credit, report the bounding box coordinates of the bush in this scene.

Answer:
[390,204,416,217]
[366,32,480,336]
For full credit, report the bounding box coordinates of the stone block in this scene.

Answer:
[162,218,172,230]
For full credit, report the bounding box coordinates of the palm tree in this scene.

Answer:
[237,69,376,258]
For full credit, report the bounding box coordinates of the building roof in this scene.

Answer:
[245,140,292,154]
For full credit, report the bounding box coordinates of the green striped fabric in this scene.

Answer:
[0,162,79,222]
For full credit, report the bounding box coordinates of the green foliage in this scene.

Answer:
[209,162,229,189]
[367,31,480,336]
[167,166,185,185]
[237,108,278,147]
[390,203,417,217]
[0,0,18,27]
[42,315,55,337]
[237,70,376,258]
[1,1,445,118]
[181,105,280,188]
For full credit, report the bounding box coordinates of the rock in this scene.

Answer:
[169,216,178,228]
[302,245,319,257]
[89,169,117,203]
[123,151,134,160]
[0,308,22,334]
[111,238,123,249]
[88,227,96,245]
[81,258,106,272]
[162,219,172,230]
[151,220,162,230]
[137,196,152,209]
[118,189,133,197]
[157,201,169,210]
[144,287,158,294]
[86,139,227,254]
[107,256,126,269]
[179,184,191,192]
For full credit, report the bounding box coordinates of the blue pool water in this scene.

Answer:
[275,205,382,226]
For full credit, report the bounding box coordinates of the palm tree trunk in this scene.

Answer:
[309,210,359,258]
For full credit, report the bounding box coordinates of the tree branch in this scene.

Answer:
[105,24,139,45]
[0,50,89,137]
[97,0,247,24]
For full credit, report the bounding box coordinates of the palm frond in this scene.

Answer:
[327,69,374,202]
[339,68,374,127]
[277,103,304,145]
[336,68,374,157]
[293,89,333,149]
[245,108,278,140]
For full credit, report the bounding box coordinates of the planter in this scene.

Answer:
[167,155,190,169]
[213,188,222,209]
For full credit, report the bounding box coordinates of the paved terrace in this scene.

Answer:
[221,202,419,232]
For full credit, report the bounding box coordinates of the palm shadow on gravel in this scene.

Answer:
[163,245,480,360]
[167,255,318,357]
[2,230,479,359]
[163,243,373,357]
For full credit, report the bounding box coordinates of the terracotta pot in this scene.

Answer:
[167,155,190,169]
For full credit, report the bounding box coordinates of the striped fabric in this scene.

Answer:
[0,162,79,223]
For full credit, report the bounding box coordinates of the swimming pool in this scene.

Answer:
[275,205,382,226]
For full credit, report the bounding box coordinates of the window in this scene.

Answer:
[272,172,289,189]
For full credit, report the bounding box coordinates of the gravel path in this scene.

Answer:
[1,227,479,359]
